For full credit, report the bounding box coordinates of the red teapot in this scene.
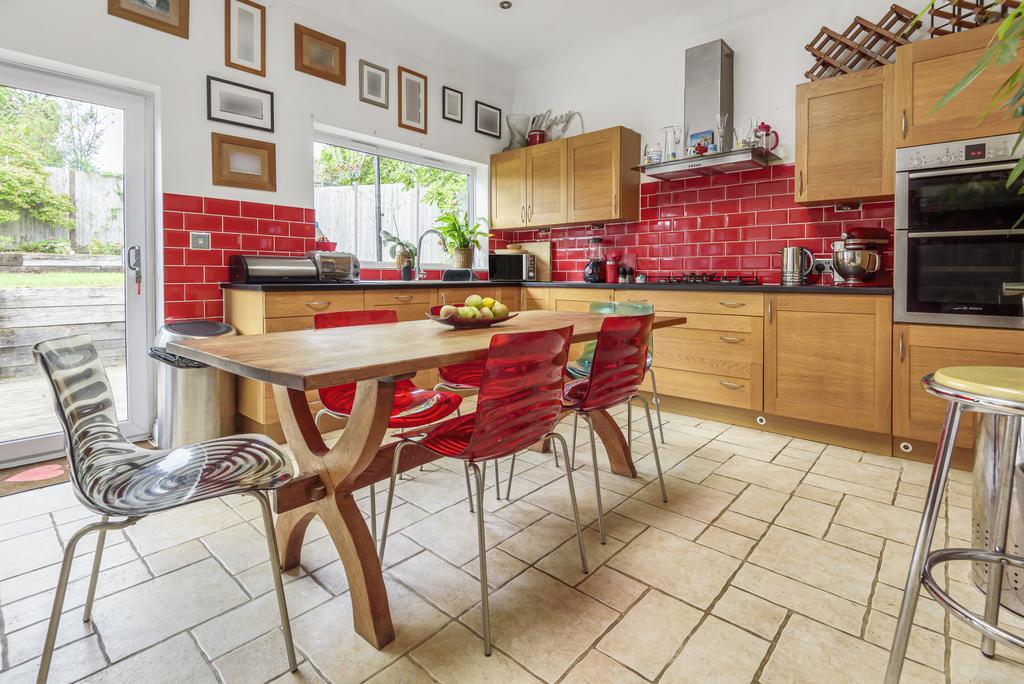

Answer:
[755,121,779,152]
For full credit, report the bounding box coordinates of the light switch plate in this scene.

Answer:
[190,231,211,250]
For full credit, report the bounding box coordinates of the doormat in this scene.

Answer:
[0,458,69,497]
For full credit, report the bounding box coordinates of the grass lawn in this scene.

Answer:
[0,271,125,288]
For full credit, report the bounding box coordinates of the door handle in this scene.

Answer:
[719,301,745,309]
[528,204,533,220]
[521,206,526,224]
[305,301,330,310]
[898,331,905,362]
[393,294,413,303]
[719,335,743,344]
[798,170,804,195]
[719,381,744,390]
[614,192,618,214]
[126,245,142,295]
[901,110,907,139]
[767,298,773,323]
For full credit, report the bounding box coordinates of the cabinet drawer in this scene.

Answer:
[265,316,313,333]
[264,291,364,319]
[644,367,756,410]
[653,327,760,379]
[615,290,764,316]
[365,289,434,308]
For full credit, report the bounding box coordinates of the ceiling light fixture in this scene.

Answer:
[499,1,512,9]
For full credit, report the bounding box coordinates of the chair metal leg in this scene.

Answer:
[648,368,666,443]
[251,491,298,673]
[82,519,108,623]
[570,412,579,470]
[468,462,492,656]
[38,517,137,684]
[495,456,501,500]
[626,401,633,457]
[378,443,405,563]
[584,414,606,544]
[505,453,517,501]
[548,433,589,574]
[885,402,963,684]
[635,395,668,503]
[464,460,475,513]
[369,483,377,547]
[982,414,1022,657]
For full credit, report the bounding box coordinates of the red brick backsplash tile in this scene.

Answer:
[240,201,275,219]
[275,205,305,221]
[204,197,241,216]
[164,193,203,213]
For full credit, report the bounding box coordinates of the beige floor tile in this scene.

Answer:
[461,548,529,590]
[714,511,769,539]
[213,629,306,684]
[598,590,702,679]
[237,560,308,597]
[460,569,617,682]
[711,586,787,639]
[411,622,542,683]
[870,583,946,633]
[949,638,1024,683]
[701,473,747,495]
[834,496,932,546]
[364,657,435,683]
[0,542,138,607]
[535,527,620,586]
[381,534,424,569]
[728,485,789,522]
[732,564,865,635]
[715,455,804,493]
[523,477,626,528]
[577,566,646,612]
[662,615,769,683]
[269,662,327,683]
[633,476,734,523]
[143,539,210,576]
[201,521,270,574]
[498,514,577,564]
[793,482,844,506]
[609,528,740,609]
[878,539,947,589]
[78,633,216,683]
[493,500,548,528]
[293,579,448,683]
[0,528,62,581]
[699,525,755,558]
[0,483,78,526]
[774,496,835,538]
[0,634,107,684]
[825,524,884,556]
[403,504,521,566]
[772,453,815,471]
[667,455,720,483]
[3,605,95,669]
[802,472,892,504]
[388,468,477,513]
[0,514,51,544]
[717,425,791,452]
[811,456,899,492]
[388,550,483,617]
[91,557,248,661]
[612,498,706,539]
[561,650,646,684]
[864,609,945,672]
[124,499,244,556]
[597,511,647,542]
[762,614,944,684]
[748,527,878,605]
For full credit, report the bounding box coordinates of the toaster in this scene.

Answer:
[307,251,360,282]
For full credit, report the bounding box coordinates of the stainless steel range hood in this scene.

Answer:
[634,147,781,180]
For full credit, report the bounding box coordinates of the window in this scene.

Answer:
[313,138,479,268]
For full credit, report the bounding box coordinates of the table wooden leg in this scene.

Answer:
[588,408,636,478]
[275,506,316,571]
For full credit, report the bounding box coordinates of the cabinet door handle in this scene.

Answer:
[767,298,773,323]
[528,204,533,220]
[521,206,526,224]
[719,335,743,344]
[799,170,804,195]
[626,298,648,303]
[305,301,330,310]
[719,301,745,309]
[614,192,619,214]
[719,381,744,390]
[901,110,908,139]
[898,331,905,362]
[393,294,413,303]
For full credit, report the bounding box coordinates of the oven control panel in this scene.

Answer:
[896,133,1021,172]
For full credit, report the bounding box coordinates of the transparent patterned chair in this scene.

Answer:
[33,334,298,683]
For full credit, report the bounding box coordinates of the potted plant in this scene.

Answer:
[381,230,417,279]
[435,211,489,269]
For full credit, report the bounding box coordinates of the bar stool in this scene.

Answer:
[886,367,1024,683]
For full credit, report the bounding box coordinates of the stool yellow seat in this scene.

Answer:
[932,366,1024,404]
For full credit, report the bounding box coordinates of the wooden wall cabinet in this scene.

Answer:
[796,66,894,203]
[764,294,892,433]
[894,23,1024,147]
[893,324,1024,447]
[489,127,640,230]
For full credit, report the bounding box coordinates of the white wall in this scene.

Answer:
[511,0,899,163]
[0,0,514,208]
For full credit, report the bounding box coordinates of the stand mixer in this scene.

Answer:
[832,227,889,285]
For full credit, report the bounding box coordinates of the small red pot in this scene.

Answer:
[527,129,547,146]
[314,240,337,251]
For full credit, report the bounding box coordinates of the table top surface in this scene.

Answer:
[169,310,686,391]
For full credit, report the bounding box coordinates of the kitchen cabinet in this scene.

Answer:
[616,290,765,411]
[796,66,895,203]
[520,286,550,312]
[893,324,1024,448]
[567,127,641,224]
[364,288,438,388]
[489,127,640,230]
[894,23,1024,148]
[764,294,892,433]
[549,287,612,360]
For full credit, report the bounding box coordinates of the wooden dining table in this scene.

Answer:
[170,309,685,650]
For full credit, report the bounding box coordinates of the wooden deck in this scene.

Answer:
[0,363,127,444]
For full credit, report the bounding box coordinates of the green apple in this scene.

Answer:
[491,302,510,319]
[479,307,494,319]
[458,306,476,319]
[465,294,484,309]
[438,305,459,319]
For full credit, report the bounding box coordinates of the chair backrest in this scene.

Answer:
[575,300,654,372]
[33,334,136,512]
[577,313,654,411]
[462,326,573,461]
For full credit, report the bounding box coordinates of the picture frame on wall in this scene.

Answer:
[442,86,463,124]
[294,24,347,85]
[107,0,189,38]
[225,0,266,77]
[358,60,389,109]
[398,67,428,134]
[207,76,274,132]
[475,101,502,138]
[211,132,276,191]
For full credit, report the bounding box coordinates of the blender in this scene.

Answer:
[583,237,606,283]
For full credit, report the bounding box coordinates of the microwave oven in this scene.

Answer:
[488,253,537,282]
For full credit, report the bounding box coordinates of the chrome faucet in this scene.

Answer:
[414,229,446,280]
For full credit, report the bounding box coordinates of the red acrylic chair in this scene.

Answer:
[562,313,667,544]
[378,326,587,656]
[313,309,463,541]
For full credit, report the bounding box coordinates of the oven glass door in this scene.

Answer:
[905,232,1024,317]
[908,163,1024,231]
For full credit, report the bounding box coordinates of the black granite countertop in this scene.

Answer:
[222,280,893,295]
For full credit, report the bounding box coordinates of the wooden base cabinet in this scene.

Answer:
[764,294,892,434]
[893,324,1024,448]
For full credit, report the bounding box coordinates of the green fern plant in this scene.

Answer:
[434,211,489,251]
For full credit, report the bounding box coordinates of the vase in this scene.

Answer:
[452,247,474,269]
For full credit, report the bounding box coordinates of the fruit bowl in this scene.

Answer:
[426,305,518,329]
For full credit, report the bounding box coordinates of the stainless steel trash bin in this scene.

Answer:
[971,413,1024,617]
[150,320,236,449]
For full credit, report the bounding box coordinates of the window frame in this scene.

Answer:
[313,132,479,269]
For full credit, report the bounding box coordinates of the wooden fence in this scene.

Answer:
[0,167,124,247]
